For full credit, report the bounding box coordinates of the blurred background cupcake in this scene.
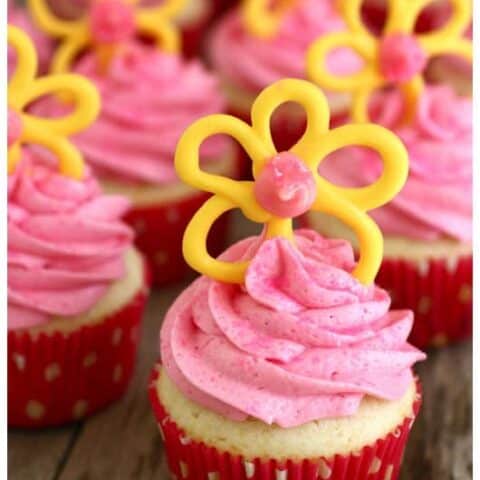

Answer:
[305,0,472,349]
[8,26,149,428]
[42,0,216,57]
[29,0,239,286]
[150,79,425,480]
[208,0,361,151]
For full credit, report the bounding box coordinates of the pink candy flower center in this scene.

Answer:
[254,152,317,218]
[89,0,136,44]
[379,33,427,83]
[8,108,23,147]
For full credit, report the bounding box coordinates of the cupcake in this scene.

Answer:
[43,0,214,57]
[8,2,54,75]
[149,78,426,480]
[29,0,239,286]
[208,0,361,151]
[8,26,149,427]
[305,0,472,348]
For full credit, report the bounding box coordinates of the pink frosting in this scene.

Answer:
[8,150,134,330]
[34,42,228,184]
[209,0,361,94]
[8,6,54,76]
[254,152,316,218]
[321,86,471,242]
[379,34,427,83]
[161,230,425,427]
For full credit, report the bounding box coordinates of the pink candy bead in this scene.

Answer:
[8,108,23,147]
[89,0,136,44]
[379,33,427,83]
[254,152,317,218]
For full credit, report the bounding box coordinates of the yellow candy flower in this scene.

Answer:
[307,0,472,123]
[28,0,185,73]
[8,25,100,179]
[175,78,409,285]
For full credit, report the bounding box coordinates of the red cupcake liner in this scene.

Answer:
[149,366,422,480]
[125,191,231,286]
[182,13,211,58]
[376,255,472,349]
[8,274,149,428]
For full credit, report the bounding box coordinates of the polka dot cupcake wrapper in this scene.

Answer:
[8,275,149,428]
[149,366,422,480]
[376,255,472,349]
[126,191,231,286]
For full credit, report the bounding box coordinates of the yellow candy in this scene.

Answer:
[28,0,185,73]
[242,0,298,38]
[8,25,100,179]
[307,0,472,123]
[175,78,409,285]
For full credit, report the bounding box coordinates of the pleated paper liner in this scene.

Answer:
[149,366,422,480]
[376,255,472,349]
[8,267,150,428]
[125,190,231,287]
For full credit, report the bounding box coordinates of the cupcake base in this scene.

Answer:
[125,192,230,286]
[8,253,149,428]
[149,366,422,480]
[101,149,240,286]
[377,255,472,349]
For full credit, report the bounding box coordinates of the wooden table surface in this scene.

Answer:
[8,215,472,480]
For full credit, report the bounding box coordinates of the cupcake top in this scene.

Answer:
[160,78,425,427]
[307,0,472,124]
[29,0,230,185]
[307,0,471,243]
[161,230,425,427]
[323,86,472,243]
[7,25,133,330]
[8,154,133,330]
[210,0,360,94]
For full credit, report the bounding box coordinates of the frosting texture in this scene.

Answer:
[323,86,471,242]
[210,0,360,94]
[72,43,226,184]
[8,151,134,330]
[34,42,228,184]
[161,230,424,427]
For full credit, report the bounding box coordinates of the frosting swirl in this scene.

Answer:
[367,86,470,242]
[320,86,471,242]
[8,151,134,330]
[161,230,424,427]
[34,42,228,184]
[209,0,360,94]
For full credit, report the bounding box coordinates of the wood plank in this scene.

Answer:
[8,425,77,480]
[401,341,472,480]
[55,285,185,480]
